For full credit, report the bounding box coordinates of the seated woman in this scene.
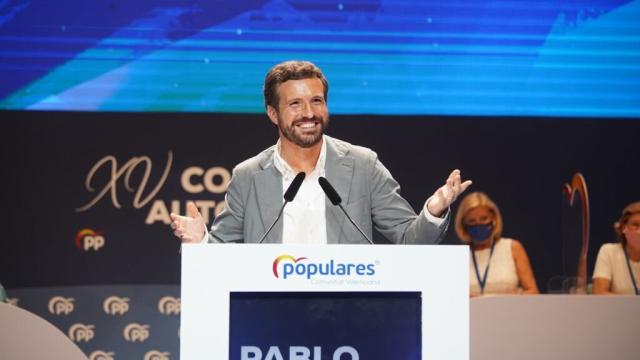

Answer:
[455,192,539,297]
[592,201,640,295]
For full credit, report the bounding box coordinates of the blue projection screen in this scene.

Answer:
[1,0,639,117]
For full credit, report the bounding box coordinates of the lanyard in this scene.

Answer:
[622,246,640,295]
[471,240,496,295]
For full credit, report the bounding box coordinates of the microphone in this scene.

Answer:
[284,172,305,202]
[257,172,305,244]
[318,177,374,244]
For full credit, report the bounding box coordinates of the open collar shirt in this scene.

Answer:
[273,136,328,244]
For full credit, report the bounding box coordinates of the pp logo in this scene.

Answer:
[88,350,115,360]
[103,296,130,315]
[123,323,150,343]
[144,350,170,360]
[68,323,95,343]
[158,296,180,315]
[75,229,105,251]
[48,296,75,315]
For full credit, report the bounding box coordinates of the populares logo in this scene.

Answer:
[144,350,170,360]
[158,296,180,315]
[272,255,307,278]
[68,323,95,343]
[88,351,115,360]
[75,229,105,251]
[103,296,130,315]
[124,323,150,342]
[48,296,74,315]
[272,254,376,280]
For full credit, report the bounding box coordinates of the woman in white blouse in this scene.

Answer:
[455,192,539,297]
[593,202,640,295]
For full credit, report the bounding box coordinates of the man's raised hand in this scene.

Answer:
[170,201,206,243]
[427,169,472,217]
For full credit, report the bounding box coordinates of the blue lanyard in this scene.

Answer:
[471,240,496,295]
[622,246,639,295]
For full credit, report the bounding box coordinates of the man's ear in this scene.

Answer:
[266,105,279,126]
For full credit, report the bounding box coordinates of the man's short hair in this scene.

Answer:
[263,60,329,110]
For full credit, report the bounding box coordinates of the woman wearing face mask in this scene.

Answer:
[592,202,640,295]
[455,192,539,297]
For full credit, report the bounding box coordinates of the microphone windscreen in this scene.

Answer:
[283,172,306,202]
[318,177,342,205]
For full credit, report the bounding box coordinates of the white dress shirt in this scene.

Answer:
[273,137,328,244]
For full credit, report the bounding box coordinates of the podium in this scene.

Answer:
[181,244,468,360]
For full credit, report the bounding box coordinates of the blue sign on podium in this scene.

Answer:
[230,291,421,359]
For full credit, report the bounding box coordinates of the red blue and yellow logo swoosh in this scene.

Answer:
[272,254,307,278]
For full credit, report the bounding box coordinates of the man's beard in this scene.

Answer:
[278,115,329,148]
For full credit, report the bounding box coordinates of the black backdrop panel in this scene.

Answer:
[1,110,638,292]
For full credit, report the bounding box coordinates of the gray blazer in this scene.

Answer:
[207,136,448,244]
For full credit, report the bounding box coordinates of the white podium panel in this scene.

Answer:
[181,244,468,360]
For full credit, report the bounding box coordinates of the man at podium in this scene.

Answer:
[171,60,471,245]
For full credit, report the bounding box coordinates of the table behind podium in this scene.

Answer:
[471,295,640,360]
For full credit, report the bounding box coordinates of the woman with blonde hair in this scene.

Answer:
[455,192,539,297]
[592,202,640,295]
